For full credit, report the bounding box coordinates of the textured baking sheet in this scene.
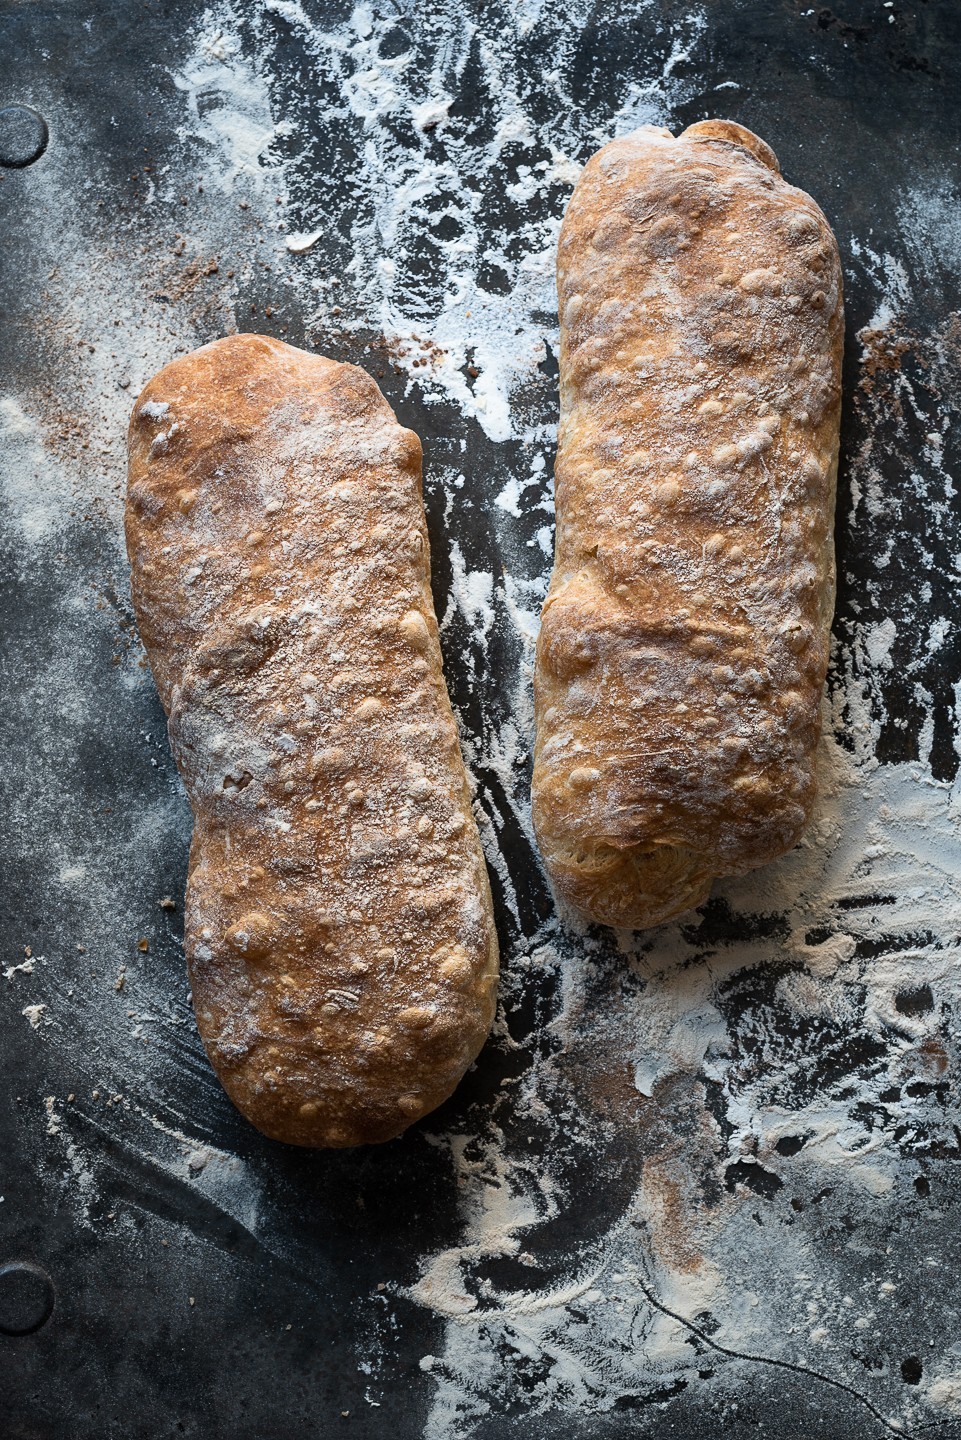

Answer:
[2,2,961,1436]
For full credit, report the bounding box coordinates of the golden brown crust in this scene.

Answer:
[126,334,498,1146]
[532,121,843,930]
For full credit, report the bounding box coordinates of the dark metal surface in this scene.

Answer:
[2,2,961,1437]
[0,105,48,169]
[0,1263,55,1337]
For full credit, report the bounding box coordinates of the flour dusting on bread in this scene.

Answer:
[533,122,844,929]
[126,335,499,1145]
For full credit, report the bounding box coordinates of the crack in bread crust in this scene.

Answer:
[533,122,843,931]
[126,334,498,1146]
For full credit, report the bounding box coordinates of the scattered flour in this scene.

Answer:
[3,2,960,1436]
[4,957,37,980]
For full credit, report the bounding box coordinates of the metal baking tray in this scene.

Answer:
[2,2,960,1436]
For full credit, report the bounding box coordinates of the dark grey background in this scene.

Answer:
[2,2,960,1437]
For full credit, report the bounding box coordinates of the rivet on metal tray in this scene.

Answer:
[0,105,49,168]
[0,1261,55,1335]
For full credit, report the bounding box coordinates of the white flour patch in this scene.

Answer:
[142,1111,264,1239]
[926,1370,961,1418]
[173,9,290,194]
[864,617,897,670]
[0,396,69,546]
[173,1,709,443]
[4,957,37,980]
[442,544,495,644]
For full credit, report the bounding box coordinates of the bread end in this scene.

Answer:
[680,119,781,174]
[539,835,714,931]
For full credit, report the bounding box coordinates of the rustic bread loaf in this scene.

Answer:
[532,121,843,930]
[126,334,498,1146]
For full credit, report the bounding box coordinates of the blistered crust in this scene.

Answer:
[126,334,498,1145]
[532,121,843,929]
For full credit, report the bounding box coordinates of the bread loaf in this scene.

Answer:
[126,334,498,1146]
[532,121,843,930]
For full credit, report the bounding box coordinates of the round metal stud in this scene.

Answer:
[0,1261,55,1335]
[0,105,49,168]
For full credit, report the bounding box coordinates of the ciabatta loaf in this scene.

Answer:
[533,121,843,929]
[127,334,498,1145]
